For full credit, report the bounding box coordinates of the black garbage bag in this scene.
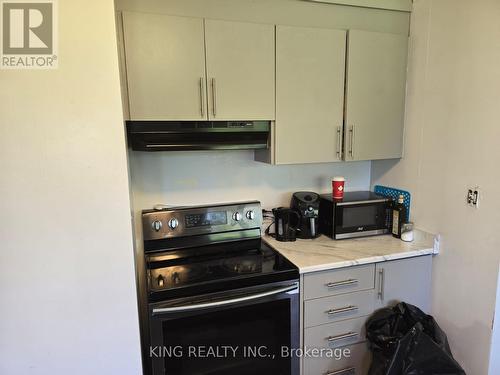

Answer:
[366,302,465,375]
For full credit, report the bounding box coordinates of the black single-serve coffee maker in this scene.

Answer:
[290,192,320,239]
[270,207,300,242]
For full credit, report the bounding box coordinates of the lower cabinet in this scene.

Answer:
[304,342,371,375]
[301,255,432,375]
[374,255,433,312]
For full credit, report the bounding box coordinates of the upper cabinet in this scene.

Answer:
[344,30,408,161]
[121,12,275,121]
[122,12,207,121]
[275,25,346,164]
[120,12,409,162]
[204,20,275,121]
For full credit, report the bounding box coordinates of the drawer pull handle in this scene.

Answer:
[326,367,356,375]
[326,305,358,315]
[326,332,358,342]
[325,279,358,288]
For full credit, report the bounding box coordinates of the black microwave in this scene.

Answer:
[319,191,392,240]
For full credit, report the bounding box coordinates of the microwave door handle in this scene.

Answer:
[152,283,299,315]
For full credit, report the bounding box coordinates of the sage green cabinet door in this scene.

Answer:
[345,30,408,161]
[122,12,207,120]
[275,25,346,164]
[204,19,275,121]
[375,255,432,313]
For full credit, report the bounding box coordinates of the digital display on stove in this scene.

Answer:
[185,211,227,228]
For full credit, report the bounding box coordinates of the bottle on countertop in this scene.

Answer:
[392,195,407,239]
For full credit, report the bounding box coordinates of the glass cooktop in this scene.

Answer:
[146,239,298,301]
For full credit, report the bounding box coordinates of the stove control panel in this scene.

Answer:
[142,201,262,241]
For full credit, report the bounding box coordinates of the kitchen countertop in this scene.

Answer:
[263,230,436,274]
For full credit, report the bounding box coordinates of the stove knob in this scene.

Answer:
[168,218,179,230]
[233,212,242,221]
[152,220,162,232]
[157,275,165,287]
[246,210,255,220]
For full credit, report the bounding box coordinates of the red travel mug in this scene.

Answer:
[332,177,345,199]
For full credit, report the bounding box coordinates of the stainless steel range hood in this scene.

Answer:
[126,121,271,152]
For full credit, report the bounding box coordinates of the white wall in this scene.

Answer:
[130,151,371,210]
[0,1,142,374]
[371,0,500,373]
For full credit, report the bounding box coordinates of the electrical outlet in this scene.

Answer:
[466,187,480,208]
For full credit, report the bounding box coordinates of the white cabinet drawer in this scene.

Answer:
[305,289,375,328]
[304,264,375,300]
[303,342,371,375]
[305,316,367,349]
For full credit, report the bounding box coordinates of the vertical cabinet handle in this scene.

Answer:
[211,77,217,117]
[336,126,342,160]
[348,125,355,159]
[199,77,205,117]
[377,268,385,301]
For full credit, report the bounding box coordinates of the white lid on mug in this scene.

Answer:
[332,176,345,181]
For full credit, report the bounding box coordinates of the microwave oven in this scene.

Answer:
[319,191,392,240]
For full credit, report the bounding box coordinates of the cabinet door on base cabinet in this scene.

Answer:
[375,255,432,313]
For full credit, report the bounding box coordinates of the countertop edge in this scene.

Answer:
[262,228,436,274]
[294,247,434,274]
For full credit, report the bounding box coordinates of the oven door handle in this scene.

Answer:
[152,282,299,315]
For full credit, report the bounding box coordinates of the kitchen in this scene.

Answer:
[1,0,500,375]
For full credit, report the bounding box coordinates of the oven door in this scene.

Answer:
[148,280,299,375]
[334,202,389,239]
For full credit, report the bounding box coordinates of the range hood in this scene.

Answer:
[126,121,271,152]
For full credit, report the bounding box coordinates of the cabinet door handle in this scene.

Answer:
[336,126,342,159]
[377,268,385,300]
[325,279,358,288]
[326,332,358,342]
[326,367,356,375]
[211,77,217,117]
[199,77,205,117]
[326,305,358,315]
[348,125,355,159]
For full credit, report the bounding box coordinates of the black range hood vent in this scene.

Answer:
[126,121,271,152]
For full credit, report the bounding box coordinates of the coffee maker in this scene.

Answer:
[291,192,320,239]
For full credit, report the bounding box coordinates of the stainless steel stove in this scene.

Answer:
[141,201,299,375]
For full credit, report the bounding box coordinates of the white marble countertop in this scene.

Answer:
[263,229,436,274]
